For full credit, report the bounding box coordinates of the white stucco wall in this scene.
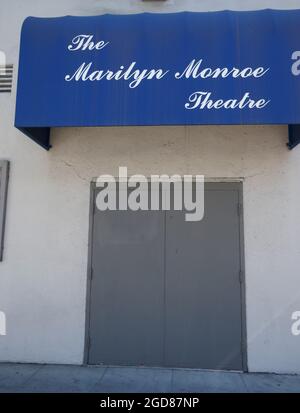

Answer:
[1,0,300,373]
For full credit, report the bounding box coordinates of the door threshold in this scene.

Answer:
[86,363,244,373]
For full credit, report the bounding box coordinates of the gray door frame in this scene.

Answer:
[84,180,247,371]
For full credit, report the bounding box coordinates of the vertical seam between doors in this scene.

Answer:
[163,209,167,367]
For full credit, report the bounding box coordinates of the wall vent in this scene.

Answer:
[0,64,13,93]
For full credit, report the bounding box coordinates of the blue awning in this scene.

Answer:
[15,10,300,149]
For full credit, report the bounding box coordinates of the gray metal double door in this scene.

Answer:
[87,183,245,370]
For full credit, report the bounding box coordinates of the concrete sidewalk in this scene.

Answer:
[0,363,300,393]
